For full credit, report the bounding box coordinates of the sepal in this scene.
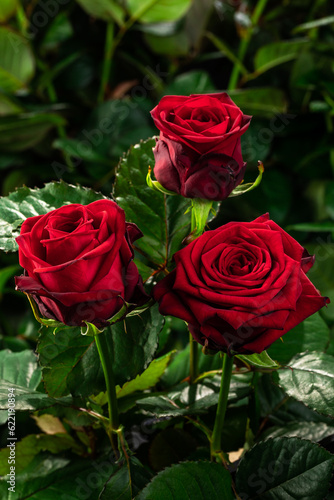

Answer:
[81,321,105,337]
[146,166,177,196]
[229,161,264,197]
[126,298,154,317]
[25,293,65,330]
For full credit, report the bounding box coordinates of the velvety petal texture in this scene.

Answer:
[150,93,251,200]
[153,214,329,354]
[15,200,148,328]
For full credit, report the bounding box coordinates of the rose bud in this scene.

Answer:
[153,214,329,354]
[15,200,148,328]
[150,93,251,201]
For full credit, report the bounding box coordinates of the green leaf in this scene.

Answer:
[0,180,106,252]
[0,380,72,411]
[137,461,234,499]
[41,12,74,52]
[38,304,164,397]
[254,39,310,75]
[148,428,197,472]
[261,421,334,443]
[0,349,41,389]
[0,0,18,22]
[257,373,287,419]
[0,454,70,500]
[236,437,334,500]
[326,326,334,356]
[160,343,191,387]
[101,457,152,499]
[227,88,287,118]
[111,303,164,386]
[305,243,334,321]
[127,0,192,24]
[268,313,330,365]
[258,373,334,427]
[161,341,221,388]
[0,433,82,475]
[133,258,155,282]
[117,351,175,398]
[293,15,334,33]
[286,221,334,232]
[163,70,215,95]
[236,351,279,369]
[325,182,334,219]
[37,326,104,398]
[0,452,116,500]
[144,30,190,57]
[98,350,173,415]
[0,112,66,152]
[278,352,334,417]
[53,137,111,166]
[0,92,23,116]
[0,28,35,93]
[75,0,125,25]
[81,101,155,170]
[136,374,250,417]
[113,138,191,269]
[136,393,190,417]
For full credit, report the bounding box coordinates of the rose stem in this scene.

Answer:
[97,21,114,103]
[95,330,120,449]
[189,334,199,384]
[188,199,211,384]
[210,353,234,459]
[189,201,199,384]
[227,0,269,90]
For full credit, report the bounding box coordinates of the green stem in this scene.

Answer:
[248,371,261,436]
[119,51,164,96]
[190,199,213,239]
[188,203,198,383]
[95,330,119,434]
[227,0,269,90]
[189,333,199,384]
[112,0,160,53]
[96,0,161,104]
[56,122,76,173]
[16,3,29,37]
[188,201,207,384]
[191,202,197,233]
[205,31,249,78]
[98,22,114,103]
[228,38,249,91]
[210,354,234,458]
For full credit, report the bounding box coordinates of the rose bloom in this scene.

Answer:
[150,93,251,201]
[15,200,147,328]
[153,214,329,354]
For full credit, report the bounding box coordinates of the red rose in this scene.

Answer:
[15,200,147,328]
[153,214,329,354]
[150,93,251,201]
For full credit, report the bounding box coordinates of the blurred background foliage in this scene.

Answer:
[0,0,333,359]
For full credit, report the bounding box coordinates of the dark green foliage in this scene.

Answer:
[0,0,333,498]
